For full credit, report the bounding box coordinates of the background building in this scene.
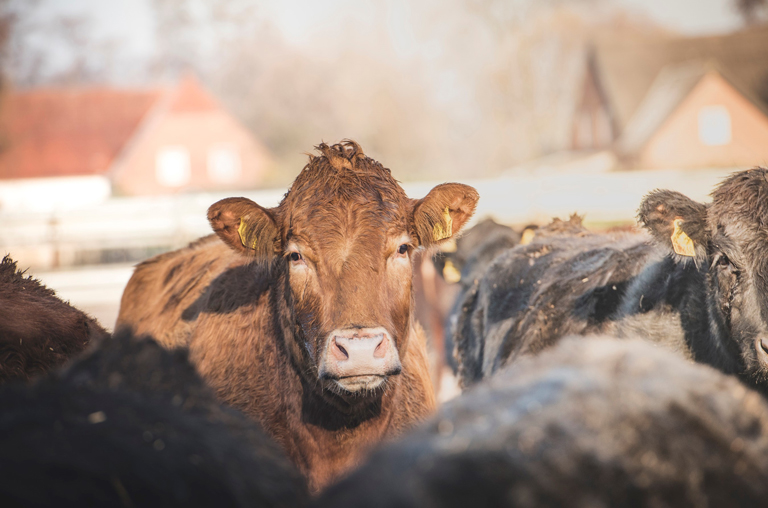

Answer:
[0,75,271,204]
[572,26,768,169]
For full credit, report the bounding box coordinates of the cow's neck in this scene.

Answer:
[620,256,742,374]
[270,273,406,490]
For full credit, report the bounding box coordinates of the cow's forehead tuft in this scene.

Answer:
[280,143,409,219]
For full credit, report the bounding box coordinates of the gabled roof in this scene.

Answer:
[0,87,161,179]
[616,61,712,155]
[0,75,223,180]
[168,74,219,114]
[616,61,768,156]
[590,26,768,131]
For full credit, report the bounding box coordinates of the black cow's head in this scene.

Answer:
[639,168,768,386]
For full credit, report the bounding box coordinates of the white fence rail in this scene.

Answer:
[0,166,740,271]
[0,165,745,330]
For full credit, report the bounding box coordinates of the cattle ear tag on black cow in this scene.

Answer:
[238,218,258,250]
[443,259,461,283]
[671,218,696,257]
[520,228,536,246]
[433,207,453,242]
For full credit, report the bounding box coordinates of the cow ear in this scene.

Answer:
[638,190,709,260]
[208,197,279,259]
[412,183,479,248]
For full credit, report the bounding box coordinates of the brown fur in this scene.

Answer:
[117,140,478,491]
[0,255,109,384]
[117,235,240,348]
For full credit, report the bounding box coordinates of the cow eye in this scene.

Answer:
[290,252,303,262]
[397,244,409,256]
[715,254,730,268]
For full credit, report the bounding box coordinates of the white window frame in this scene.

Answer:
[698,105,731,146]
[207,144,242,184]
[155,146,191,187]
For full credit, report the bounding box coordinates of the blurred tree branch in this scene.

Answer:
[0,0,118,87]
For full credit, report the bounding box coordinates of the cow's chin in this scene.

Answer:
[331,375,388,396]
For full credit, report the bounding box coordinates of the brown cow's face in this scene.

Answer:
[207,141,478,403]
[284,204,413,396]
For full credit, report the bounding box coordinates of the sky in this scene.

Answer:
[615,0,742,34]
[267,0,744,42]
[34,0,746,61]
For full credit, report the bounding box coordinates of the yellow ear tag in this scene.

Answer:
[433,207,453,242]
[237,218,258,250]
[671,218,695,257]
[443,259,461,283]
[520,228,536,246]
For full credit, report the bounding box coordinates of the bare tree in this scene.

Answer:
[149,0,260,80]
[0,0,38,86]
[0,0,119,87]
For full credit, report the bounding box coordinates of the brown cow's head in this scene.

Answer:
[207,141,478,403]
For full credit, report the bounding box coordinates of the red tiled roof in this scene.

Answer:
[0,87,162,179]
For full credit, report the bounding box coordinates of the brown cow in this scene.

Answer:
[0,255,109,384]
[117,141,479,491]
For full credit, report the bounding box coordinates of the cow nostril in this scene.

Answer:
[373,336,386,359]
[335,342,349,360]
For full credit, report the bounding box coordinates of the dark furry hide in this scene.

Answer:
[0,255,109,384]
[435,218,520,371]
[0,329,309,507]
[316,338,768,508]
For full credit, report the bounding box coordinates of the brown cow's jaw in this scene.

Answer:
[756,337,768,368]
[319,327,402,394]
[334,375,387,393]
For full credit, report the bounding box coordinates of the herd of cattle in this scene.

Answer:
[2,140,768,506]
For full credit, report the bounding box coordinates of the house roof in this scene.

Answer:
[0,76,222,180]
[616,61,713,155]
[616,61,768,156]
[0,87,161,179]
[590,26,768,132]
[168,74,219,114]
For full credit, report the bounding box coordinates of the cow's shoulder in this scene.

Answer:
[116,235,238,348]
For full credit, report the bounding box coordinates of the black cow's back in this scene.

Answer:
[454,230,651,385]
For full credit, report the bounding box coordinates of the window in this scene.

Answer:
[156,146,191,187]
[207,145,241,184]
[698,106,731,146]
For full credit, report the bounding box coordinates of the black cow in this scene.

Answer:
[432,218,520,372]
[316,337,768,508]
[0,329,308,507]
[0,255,109,384]
[454,168,768,394]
